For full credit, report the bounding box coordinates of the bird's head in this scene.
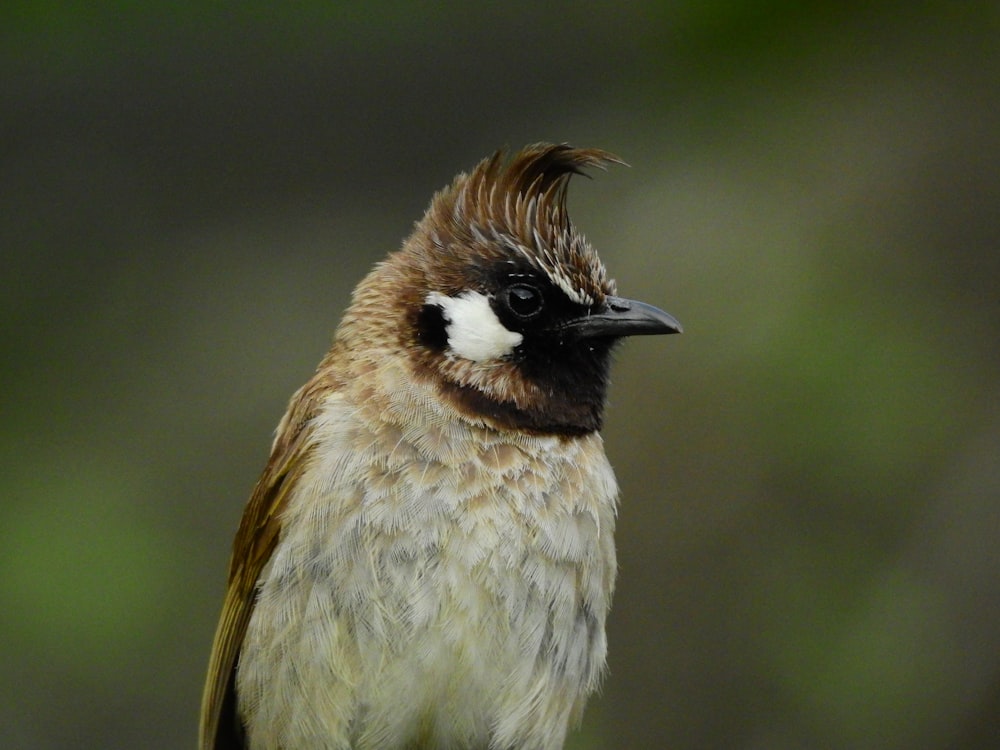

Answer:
[336,143,681,437]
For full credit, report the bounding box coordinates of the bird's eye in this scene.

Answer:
[503,283,544,320]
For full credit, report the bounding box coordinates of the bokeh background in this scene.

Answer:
[3,3,999,748]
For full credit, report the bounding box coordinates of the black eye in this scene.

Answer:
[503,283,544,320]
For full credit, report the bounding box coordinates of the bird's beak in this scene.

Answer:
[559,295,683,340]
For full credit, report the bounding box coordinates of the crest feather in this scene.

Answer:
[470,143,621,246]
[421,143,621,307]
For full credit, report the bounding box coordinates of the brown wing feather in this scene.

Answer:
[198,380,325,750]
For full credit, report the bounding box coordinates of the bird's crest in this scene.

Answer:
[424,143,622,306]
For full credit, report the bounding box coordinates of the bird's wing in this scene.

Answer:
[198,382,324,750]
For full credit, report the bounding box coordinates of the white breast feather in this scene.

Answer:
[238,381,619,750]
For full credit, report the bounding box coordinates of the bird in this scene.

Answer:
[199,143,682,750]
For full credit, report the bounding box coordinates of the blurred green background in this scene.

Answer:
[3,2,999,748]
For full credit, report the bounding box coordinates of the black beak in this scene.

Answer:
[559,295,683,340]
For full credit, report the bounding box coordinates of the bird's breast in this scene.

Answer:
[237,390,619,749]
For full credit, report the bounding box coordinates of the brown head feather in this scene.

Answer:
[411,143,621,307]
[363,143,624,434]
[331,144,626,435]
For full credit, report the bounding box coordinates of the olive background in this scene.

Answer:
[3,3,999,749]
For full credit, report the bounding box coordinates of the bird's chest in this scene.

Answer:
[240,422,618,749]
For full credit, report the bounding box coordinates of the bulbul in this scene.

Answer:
[200,143,681,750]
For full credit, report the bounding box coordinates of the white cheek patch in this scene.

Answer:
[425,291,523,362]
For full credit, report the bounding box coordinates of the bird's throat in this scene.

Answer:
[439,379,605,437]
